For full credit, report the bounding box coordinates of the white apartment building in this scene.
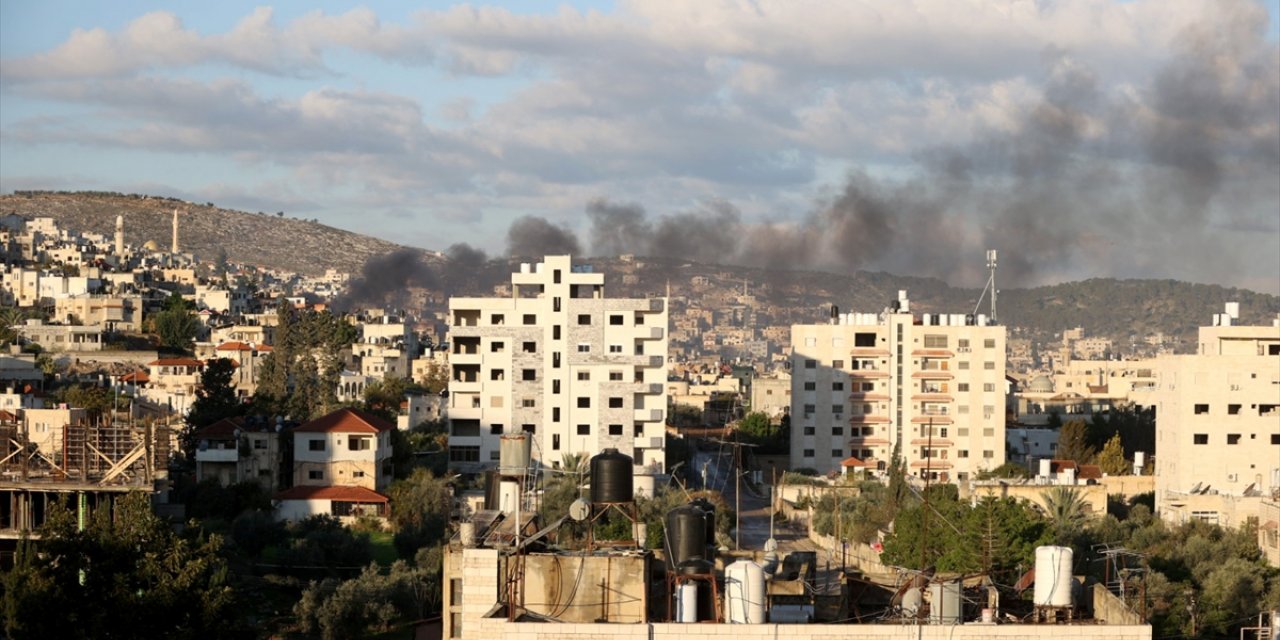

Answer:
[1152,307,1280,529]
[446,256,669,478]
[790,291,1006,481]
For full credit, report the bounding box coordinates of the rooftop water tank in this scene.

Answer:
[725,559,766,624]
[483,470,501,510]
[928,581,961,623]
[676,583,698,622]
[590,448,634,504]
[665,505,707,569]
[1034,545,1074,607]
[498,433,531,476]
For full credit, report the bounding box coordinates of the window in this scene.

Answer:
[553,353,561,368]
[577,371,590,381]
[1193,433,1208,444]
[348,436,371,451]
[803,449,815,458]
[553,325,562,340]
[833,427,843,435]
[1272,434,1280,445]
[577,397,591,408]
[577,314,591,325]
[958,450,969,458]
[553,269,562,284]
[924,335,947,348]
[803,381,816,391]
[609,371,623,381]
[553,297,562,312]
[984,362,995,370]
[521,398,536,408]
[490,369,505,381]
[608,424,623,436]
[609,397,624,408]
[832,382,844,391]
[1227,434,1241,445]
[984,339,996,348]
[804,337,817,347]
[832,360,844,369]
[522,424,536,434]
[490,341,505,353]
[958,362,969,370]
[803,404,816,415]
[489,451,500,461]
[855,333,876,347]
[610,315,624,325]
[450,578,463,606]
[1228,404,1241,415]
[553,380,561,394]
[522,369,536,381]
[577,424,590,435]
[308,470,324,480]
[803,427,815,435]
[832,449,843,458]
[523,314,536,325]
[859,382,874,392]
[983,383,995,392]
[253,438,266,450]
[552,407,561,422]
[308,439,326,451]
[490,314,504,325]
[832,404,844,414]
[957,383,970,392]
[1194,404,1209,415]
[804,359,817,369]
[609,344,623,353]
[552,434,561,450]
[490,424,503,435]
[982,450,994,459]
[958,406,970,414]
[958,339,970,349]
[577,343,591,353]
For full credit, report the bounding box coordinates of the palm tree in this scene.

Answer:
[1040,486,1089,543]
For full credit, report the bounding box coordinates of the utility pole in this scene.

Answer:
[918,417,933,572]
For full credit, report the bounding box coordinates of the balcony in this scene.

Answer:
[849,347,891,357]
[848,435,891,446]
[911,414,954,425]
[639,383,663,395]
[849,414,891,425]
[848,369,890,379]
[848,392,891,402]
[912,370,954,380]
[634,408,664,422]
[910,459,953,470]
[196,447,238,463]
[639,326,665,340]
[911,392,952,402]
[912,349,955,357]
[909,438,954,447]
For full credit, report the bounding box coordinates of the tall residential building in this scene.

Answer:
[1151,306,1280,529]
[446,255,669,480]
[790,291,1006,481]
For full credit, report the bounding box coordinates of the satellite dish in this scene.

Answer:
[569,498,591,522]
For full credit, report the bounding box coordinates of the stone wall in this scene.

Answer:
[465,619,1151,640]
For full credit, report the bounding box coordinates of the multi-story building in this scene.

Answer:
[446,255,669,481]
[789,291,1006,481]
[1152,307,1280,529]
[192,415,285,491]
[290,407,395,493]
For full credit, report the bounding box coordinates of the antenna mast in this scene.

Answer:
[973,249,998,324]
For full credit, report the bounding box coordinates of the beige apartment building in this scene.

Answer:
[291,408,395,492]
[790,291,1006,481]
[446,256,669,480]
[1153,310,1280,531]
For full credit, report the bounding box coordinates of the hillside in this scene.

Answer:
[0,191,413,275]
[4,191,1276,347]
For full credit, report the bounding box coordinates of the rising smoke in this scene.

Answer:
[506,215,581,257]
[331,248,437,312]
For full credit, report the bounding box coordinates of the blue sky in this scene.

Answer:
[2,1,1277,293]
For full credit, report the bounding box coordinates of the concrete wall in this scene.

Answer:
[1092,583,1143,625]
[463,619,1150,640]
[522,553,649,623]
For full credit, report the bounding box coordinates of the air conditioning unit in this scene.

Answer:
[957,347,971,353]
[1227,473,1238,482]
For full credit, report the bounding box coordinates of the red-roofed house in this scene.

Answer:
[141,357,205,415]
[291,408,394,493]
[193,415,285,491]
[274,485,389,521]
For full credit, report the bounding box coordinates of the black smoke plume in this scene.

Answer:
[506,215,581,257]
[332,248,436,312]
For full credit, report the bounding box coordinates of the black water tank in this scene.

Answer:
[483,470,500,510]
[666,505,707,568]
[687,498,717,547]
[590,448,634,503]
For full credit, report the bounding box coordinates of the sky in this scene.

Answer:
[2,1,1278,293]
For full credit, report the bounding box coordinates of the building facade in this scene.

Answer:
[1152,311,1280,528]
[446,256,669,477]
[790,291,1006,481]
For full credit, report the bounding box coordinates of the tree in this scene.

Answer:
[1041,486,1089,544]
[182,358,244,459]
[1056,419,1095,464]
[977,462,1032,480]
[154,306,197,352]
[1096,433,1129,476]
[1,492,240,639]
[418,362,449,394]
[363,376,409,423]
[387,470,453,558]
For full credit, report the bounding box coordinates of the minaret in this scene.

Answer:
[171,208,179,254]
[114,215,124,256]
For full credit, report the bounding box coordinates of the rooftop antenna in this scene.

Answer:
[973,249,998,324]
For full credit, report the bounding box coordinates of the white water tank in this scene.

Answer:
[498,479,521,515]
[725,560,766,623]
[459,521,476,548]
[928,581,961,623]
[902,587,922,616]
[1034,546,1074,607]
[676,583,699,622]
[498,434,531,476]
